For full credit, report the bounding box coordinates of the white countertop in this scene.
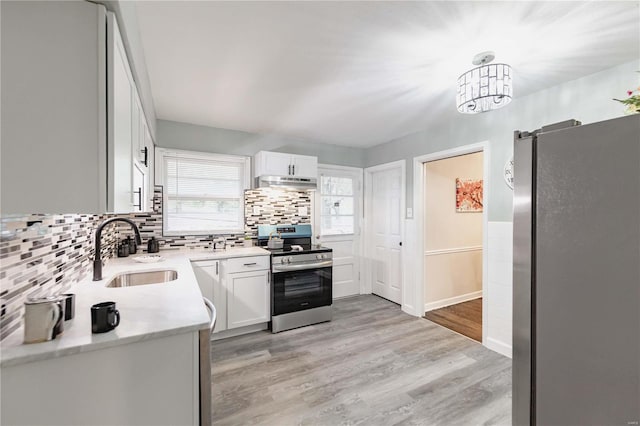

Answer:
[0,247,270,367]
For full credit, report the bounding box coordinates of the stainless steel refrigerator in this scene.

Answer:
[512,114,640,426]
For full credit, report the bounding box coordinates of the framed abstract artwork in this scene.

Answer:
[456,178,483,212]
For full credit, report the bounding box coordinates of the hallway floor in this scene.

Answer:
[210,295,510,425]
[424,298,483,342]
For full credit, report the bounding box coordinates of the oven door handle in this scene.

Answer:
[272,260,333,272]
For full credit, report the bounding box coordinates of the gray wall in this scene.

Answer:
[365,59,640,222]
[157,120,366,168]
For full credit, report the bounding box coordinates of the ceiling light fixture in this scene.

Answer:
[456,51,512,114]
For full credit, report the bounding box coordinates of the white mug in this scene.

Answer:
[23,296,64,344]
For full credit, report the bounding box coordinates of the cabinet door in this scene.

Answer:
[109,14,134,213]
[143,125,154,206]
[227,270,270,329]
[131,97,142,164]
[132,163,145,212]
[255,151,293,176]
[0,1,108,214]
[291,154,317,178]
[191,261,226,333]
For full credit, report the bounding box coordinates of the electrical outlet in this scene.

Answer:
[253,206,260,215]
[298,206,308,217]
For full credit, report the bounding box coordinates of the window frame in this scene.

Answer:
[155,148,251,236]
[318,174,357,237]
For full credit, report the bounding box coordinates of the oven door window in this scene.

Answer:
[272,267,332,315]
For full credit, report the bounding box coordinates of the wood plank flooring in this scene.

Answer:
[210,295,511,425]
[424,298,483,342]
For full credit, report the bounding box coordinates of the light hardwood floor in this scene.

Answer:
[210,295,511,425]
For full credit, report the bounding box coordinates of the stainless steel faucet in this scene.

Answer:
[93,217,142,281]
[213,238,226,250]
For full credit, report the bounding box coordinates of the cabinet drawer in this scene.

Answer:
[225,256,270,274]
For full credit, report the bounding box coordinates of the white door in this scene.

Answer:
[314,165,363,299]
[367,163,404,304]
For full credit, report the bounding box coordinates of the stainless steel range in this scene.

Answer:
[257,224,332,333]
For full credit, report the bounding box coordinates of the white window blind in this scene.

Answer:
[158,150,249,235]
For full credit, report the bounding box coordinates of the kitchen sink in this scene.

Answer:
[106,270,178,288]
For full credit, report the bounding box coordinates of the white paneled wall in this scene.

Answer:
[486,221,513,357]
[424,248,483,311]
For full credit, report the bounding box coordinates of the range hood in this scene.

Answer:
[254,175,317,190]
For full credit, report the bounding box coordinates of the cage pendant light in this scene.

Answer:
[456,51,513,114]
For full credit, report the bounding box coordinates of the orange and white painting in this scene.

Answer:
[456,178,483,212]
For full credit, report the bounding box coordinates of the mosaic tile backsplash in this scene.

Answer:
[244,188,312,234]
[0,186,312,340]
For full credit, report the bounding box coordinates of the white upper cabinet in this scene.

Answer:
[0,1,155,214]
[128,86,154,211]
[1,1,108,213]
[290,154,318,179]
[109,13,135,213]
[108,14,154,213]
[254,151,318,179]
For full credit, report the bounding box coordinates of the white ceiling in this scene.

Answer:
[136,1,640,148]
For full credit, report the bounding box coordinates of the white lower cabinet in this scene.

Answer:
[192,255,270,337]
[227,270,270,329]
[191,259,226,333]
[1,332,199,426]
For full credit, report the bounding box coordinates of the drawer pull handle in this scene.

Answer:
[243,262,257,266]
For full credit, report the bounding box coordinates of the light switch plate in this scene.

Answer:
[253,206,260,215]
[298,206,308,217]
[406,207,413,218]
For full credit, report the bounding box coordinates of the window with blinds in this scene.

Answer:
[158,149,250,235]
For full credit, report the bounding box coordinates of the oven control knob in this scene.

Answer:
[316,254,322,260]
[286,257,292,264]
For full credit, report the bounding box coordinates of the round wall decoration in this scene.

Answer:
[504,157,514,189]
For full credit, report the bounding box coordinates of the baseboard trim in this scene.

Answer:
[424,290,482,313]
[486,337,512,358]
[211,322,268,341]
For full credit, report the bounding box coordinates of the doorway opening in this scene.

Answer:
[422,151,485,342]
